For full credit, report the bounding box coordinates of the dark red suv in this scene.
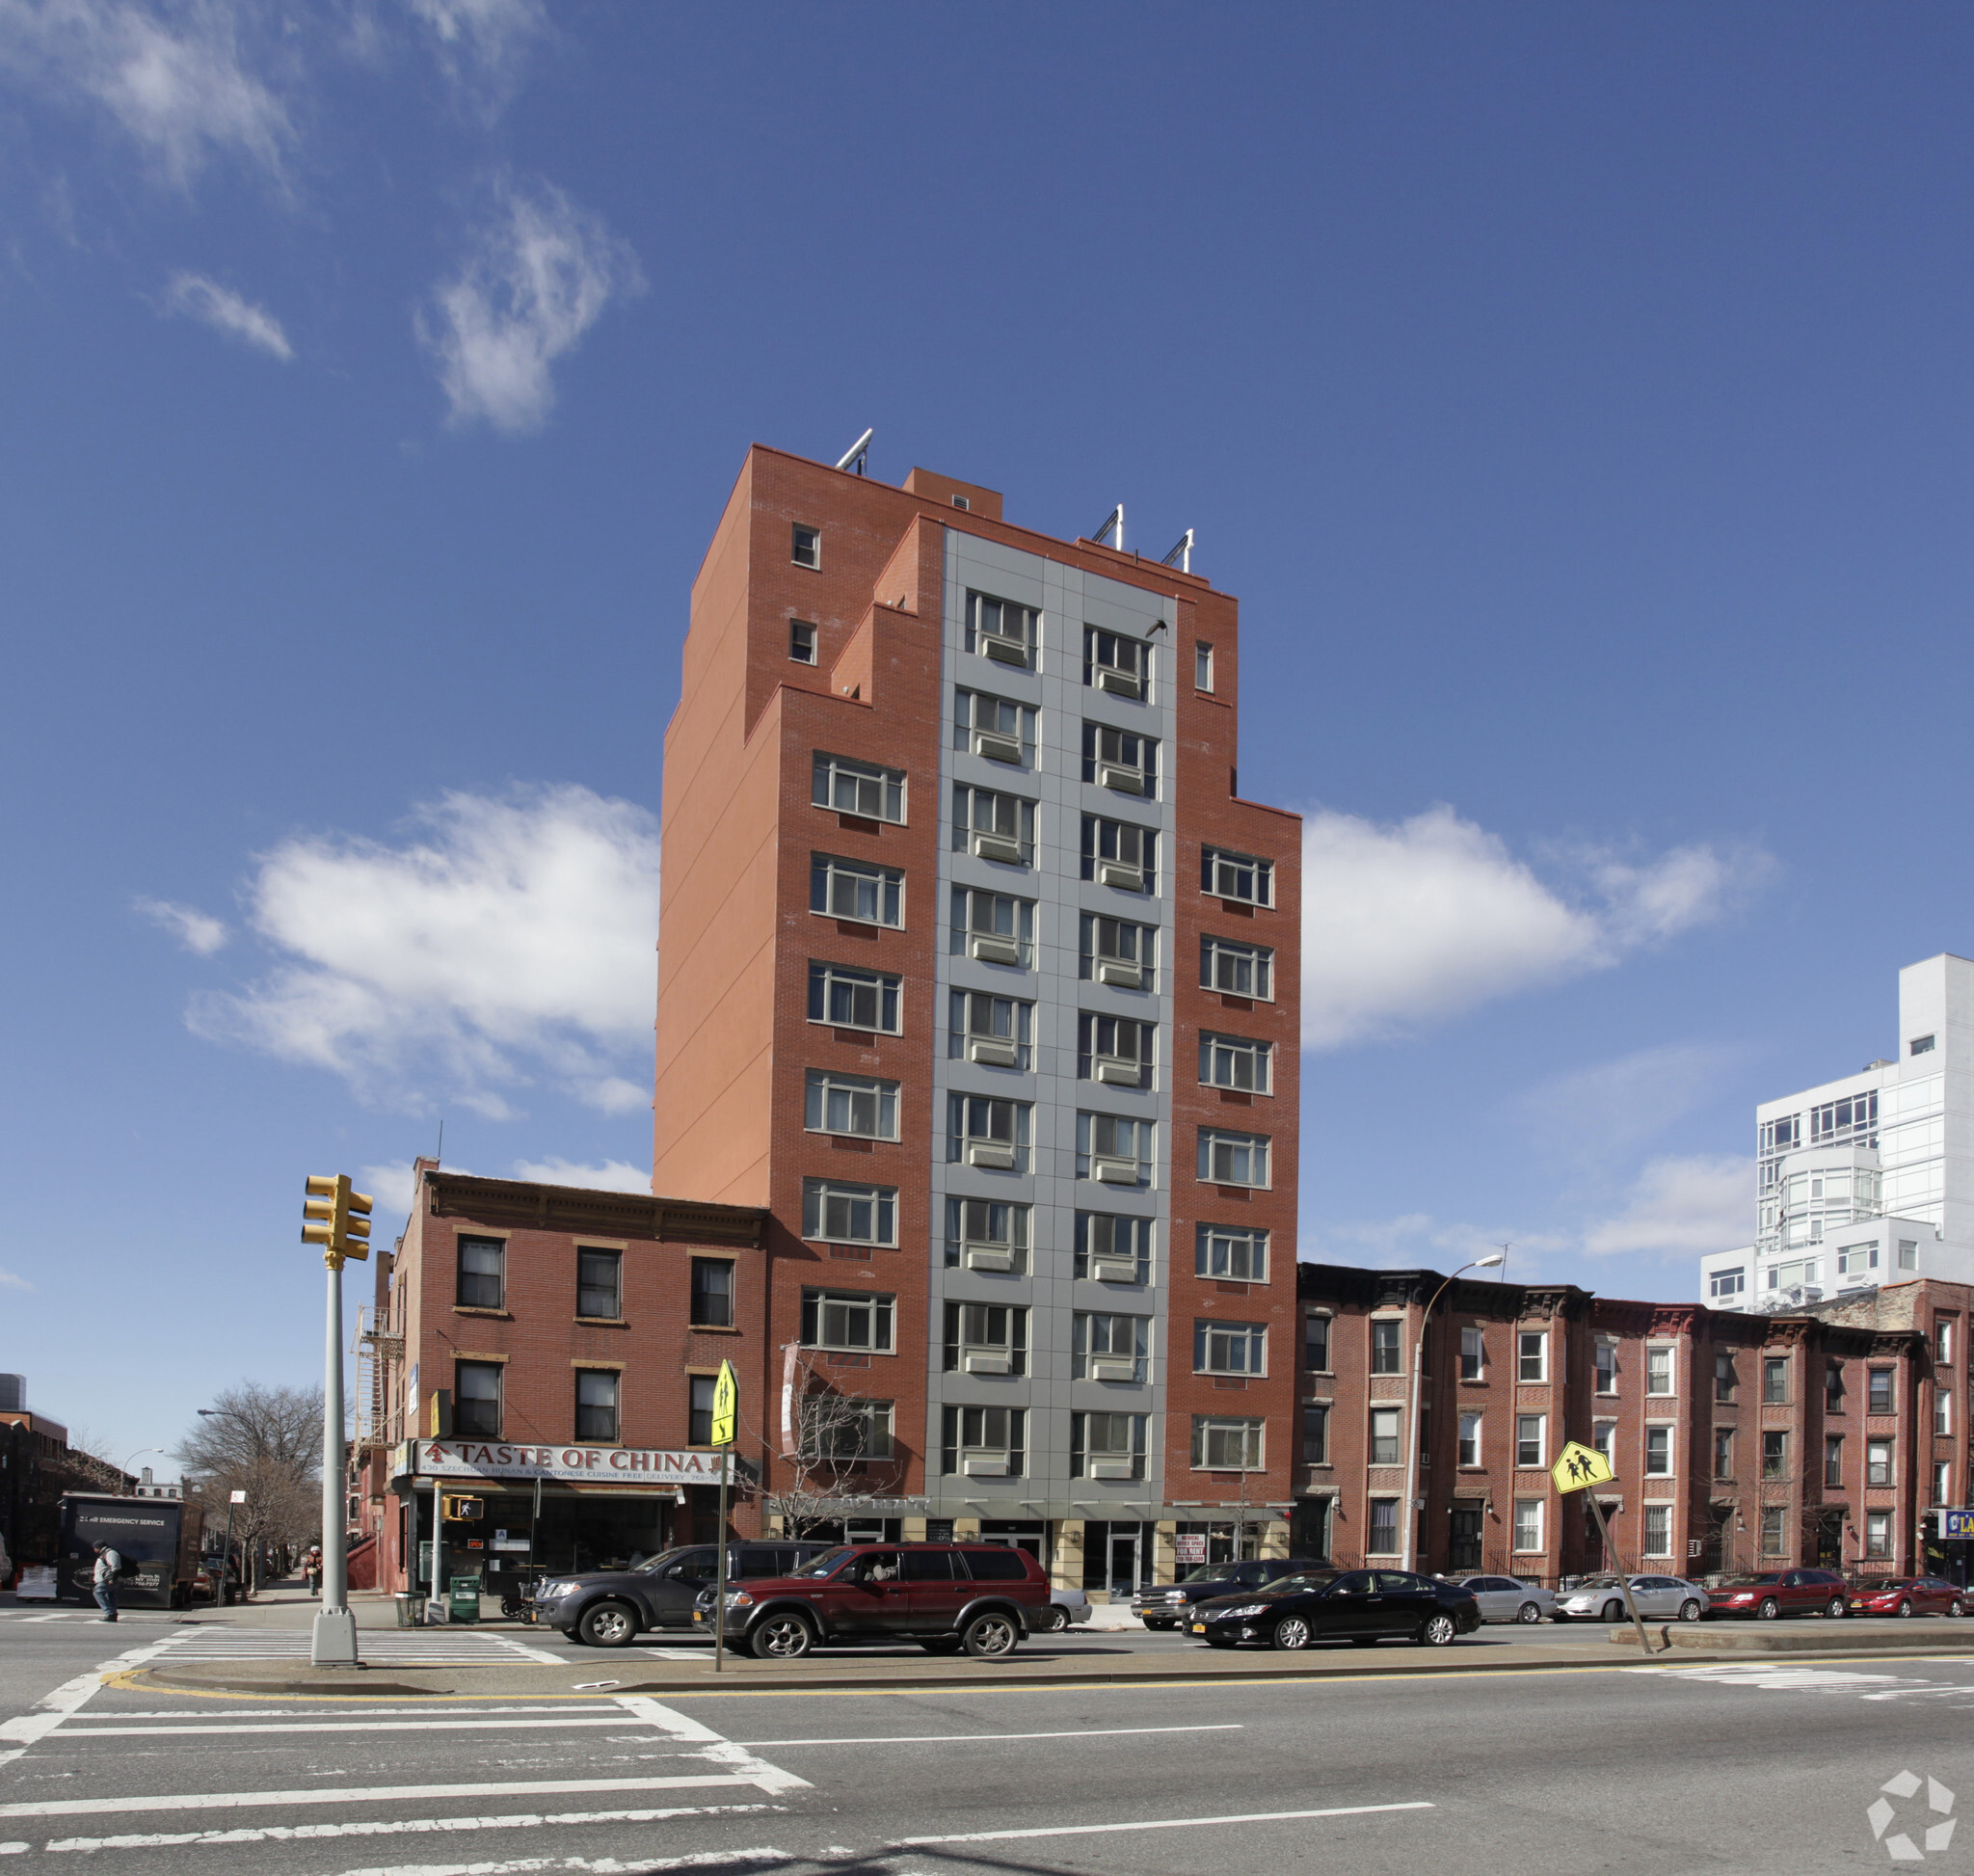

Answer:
[692,1541,1052,1659]
[1706,1568,1850,1620]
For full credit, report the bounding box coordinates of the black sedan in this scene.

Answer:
[1187,1568,1482,1650]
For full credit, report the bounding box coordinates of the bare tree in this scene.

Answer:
[173,1383,323,1591]
[765,1375,900,1541]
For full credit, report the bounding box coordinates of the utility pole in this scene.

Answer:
[301,1174,372,1667]
[1402,1254,1503,1572]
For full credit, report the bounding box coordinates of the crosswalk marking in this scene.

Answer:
[39,1809,781,1856]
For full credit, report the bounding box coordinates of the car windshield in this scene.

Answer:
[1571,1576,1625,1591]
[1179,1564,1241,1585]
[795,1547,856,1578]
[1716,1575,1782,1588]
[631,1548,693,1576]
[1267,1572,1336,1593]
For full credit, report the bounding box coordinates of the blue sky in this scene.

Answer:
[4,4,1972,1466]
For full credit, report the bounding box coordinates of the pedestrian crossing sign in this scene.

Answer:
[710,1360,737,1449]
[1551,1441,1615,1493]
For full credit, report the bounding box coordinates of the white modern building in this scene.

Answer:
[1701,953,1974,1308]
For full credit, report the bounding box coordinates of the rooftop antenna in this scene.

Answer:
[1089,504,1124,552]
[835,428,873,475]
[436,1116,443,1166]
[1494,1241,1511,1284]
[1160,528,1194,573]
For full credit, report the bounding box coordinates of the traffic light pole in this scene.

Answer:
[311,1251,360,1667]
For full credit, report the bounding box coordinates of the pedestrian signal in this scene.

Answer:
[441,1496,484,1522]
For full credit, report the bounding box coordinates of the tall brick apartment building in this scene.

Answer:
[1296,1265,1972,1583]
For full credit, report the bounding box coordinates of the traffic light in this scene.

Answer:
[441,1496,484,1522]
[302,1174,374,1265]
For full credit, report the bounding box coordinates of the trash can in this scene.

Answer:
[394,1591,420,1628]
[447,1573,482,1624]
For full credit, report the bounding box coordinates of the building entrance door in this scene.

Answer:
[1817,1510,1845,1569]
[1701,1506,1733,1576]
[1449,1506,1483,1572]
[1107,1528,1140,1595]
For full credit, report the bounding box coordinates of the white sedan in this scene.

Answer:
[1555,1573,1708,1623]
[1447,1574,1556,1623]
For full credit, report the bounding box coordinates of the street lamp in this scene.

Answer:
[120,1446,165,1483]
[1401,1254,1505,1573]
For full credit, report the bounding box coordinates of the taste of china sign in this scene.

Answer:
[417,1440,734,1484]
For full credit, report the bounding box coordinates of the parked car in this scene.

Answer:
[1705,1568,1850,1621]
[1131,1557,1331,1630]
[1188,1568,1481,1650]
[1556,1574,1709,1623]
[1447,1574,1557,1623]
[537,1540,836,1647]
[693,1541,1053,1659]
[1036,1586,1089,1630]
[1847,1576,1969,1619]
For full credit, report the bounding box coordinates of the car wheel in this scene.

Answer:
[1516,1601,1541,1624]
[752,1613,817,1659]
[1675,1599,1702,1622]
[1950,1600,1966,1620]
[1825,1597,1848,1620]
[1757,1597,1780,1621]
[962,1613,1019,1659]
[1420,1612,1458,1648]
[1602,1600,1625,1624]
[1898,1599,1914,1618]
[576,1602,638,1648]
[1271,1614,1313,1651]
[1037,1605,1070,1632]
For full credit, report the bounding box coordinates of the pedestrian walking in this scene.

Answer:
[305,1544,323,1596]
[91,1541,121,1621]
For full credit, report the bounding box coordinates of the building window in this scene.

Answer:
[1933,1461,1952,1506]
[1081,720,1160,795]
[1460,1326,1486,1381]
[1077,1111,1154,1186]
[1083,625,1146,695]
[952,688,1037,766]
[1194,1415,1265,1471]
[1202,845,1272,906]
[1201,934,1272,1000]
[1199,1127,1269,1188]
[454,1360,501,1438]
[1911,1033,1936,1056]
[953,784,1036,866]
[791,524,820,569]
[1080,1011,1156,1088]
[1825,1435,1843,1488]
[805,1396,894,1462]
[688,1374,716,1445]
[940,1404,1025,1475]
[1518,1331,1548,1383]
[1868,1368,1894,1413]
[800,1178,897,1247]
[813,752,904,822]
[1763,1357,1789,1405]
[1302,1404,1330,1464]
[945,1196,1032,1273]
[574,1370,619,1443]
[1457,1411,1481,1467]
[967,591,1035,668]
[1515,1414,1545,1468]
[1865,1511,1891,1559]
[575,1248,621,1320]
[810,960,902,1032]
[1715,1429,1734,1481]
[1759,1430,1787,1480]
[1512,1500,1543,1555]
[1199,1032,1271,1094]
[688,1258,734,1328]
[1195,641,1214,690]
[1898,1240,1919,1272]
[1081,911,1158,989]
[1867,1438,1892,1487]
[1075,1311,1149,1382]
[1714,1351,1736,1402]
[1645,1346,1673,1395]
[1370,1320,1402,1376]
[1643,1427,1672,1475]
[1198,1224,1268,1282]
[1302,1313,1335,1376]
[456,1236,504,1310]
[1826,1362,1845,1412]
[1642,1505,1672,1559]
[952,886,1035,968]
[1593,1420,1616,1464]
[805,1069,900,1140]
[948,1093,1032,1172]
[812,853,903,926]
[1196,1320,1267,1377]
[944,1301,1029,1376]
[1366,1498,1400,1554]
[1595,1339,1618,1394]
[1709,1266,1746,1300]
[1760,1506,1788,1555]
[1074,1210,1152,1282]
[1081,813,1158,892]
[1836,1242,1878,1278]
[789,619,817,663]
[1936,1317,1956,1364]
[801,1288,895,1353]
[1072,1410,1147,1479]
[1369,1407,1401,1465]
[1935,1391,1953,1437]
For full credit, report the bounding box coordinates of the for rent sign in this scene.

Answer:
[416,1441,733,1484]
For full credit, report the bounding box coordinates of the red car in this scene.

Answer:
[1848,1576,1968,1619]
[1705,1568,1850,1620]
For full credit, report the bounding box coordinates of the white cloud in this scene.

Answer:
[0,1267,32,1291]
[0,0,294,188]
[134,895,228,954]
[190,784,660,1113]
[421,175,643,433]
[1300,804,1771,1049]
[359,1161,423,1227]
[1301,1212,1568,1274]
[162,271,291,359]
[1522,1042,1745,1169]
[510,1156,649,1194]
[408,0,545,117]
[1583,1155,1753,1259]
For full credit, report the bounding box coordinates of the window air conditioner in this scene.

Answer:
[1093,1057,1140,1085]
[967,1141,1018,1170]
[974,729,1024,764]
[962,1452,1010,1476]
[1089,1357,1137,1382]
[972,830,1025,864]
[1096,861,1144,891]
[981,633,1027,666]
[1094,667,1141,698]
[967,1036,1019,1067]
[969,932,1021,965]
[1087,1457,1136,1480]
[1097,764,1145,794]
[964,1246,1017,1273]
[1093,1155,1139,1184]
[1094,958,1141,988]
[1089,1255,1139,1282]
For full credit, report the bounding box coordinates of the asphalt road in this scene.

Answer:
[5,1604,1974,1875]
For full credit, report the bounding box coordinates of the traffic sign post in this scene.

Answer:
[711,1361,737,1675]
[1551,1441,1655,1658]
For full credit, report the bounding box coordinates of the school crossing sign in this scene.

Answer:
[1551,1441,1616,1493]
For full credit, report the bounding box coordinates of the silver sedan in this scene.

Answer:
[1555,1573,1708,1623]
[1447,1574,1556,1623]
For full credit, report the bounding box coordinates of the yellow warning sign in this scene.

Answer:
[1551,1440,1615,1493]
[710,1359,738,1449]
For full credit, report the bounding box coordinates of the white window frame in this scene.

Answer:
[1512,1498,1543,1555]
[1709,1266,1747,1300]
[1457,1411,1481,1467]
[943,1300,1029,1376]
[1082,813,1158,893]
[813,752,905,823]
[1073,1409,1147,1479]
[1199,1127,1270,1189]
[1194,640,1214,691]
[791,523,820,569]
[1082,911,1157,989]
[1514,1413,1546,1469]
[1203,844,1273,906]
[1083,624,1147,696]
[1195,1319,1267,1378]
[1368,1498,1400,1555]
[1076,1211,1154,1283]
[804,1069,899,1141]
[944,1196,1031,1273]
[952,886,1035,969]
[952,687,1037,767]
[1200,1032,1271,1094]
[1645,1345,1676,1396]
[1303,1310,1332,1374]
[1459,1325,1485,1381]
[1201,934,1273,1000]
[1865,1510,1891,1559]
[801,1396,894,1462]
[949,988,1035,1070]
[1641,1504,1673,1559]
[800,1287,895,1353]
[1595,1337,1618,1394]
[1369,1407,1401,1466]
[801,1178,897,1248]
[1197,1224,1268,1282]
[953,783,1036,866]
[789,619,817,663]
[1596,1420,1619,1465]
[966,591,1036,667]
[812,853,903,927]
[1867,1438,1893,1487]
[1078,1112,1155,1187]
[1517,1330,1548,1383]
[1082,719,1159,795]
[808,960,902,1033]
[1075,1311,1151,1383]
[1080,1010,1155,1089]
[947,1093,1032,1172]
[1935,1390,1953,1437]
[1191,1415,1265,1472]
[1643,1424,1674,1476]
[943,1403,1027,1478]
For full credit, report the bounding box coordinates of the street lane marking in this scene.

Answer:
[613,1695,812,1795]
[734,1724,1243,1747]
[0,1775,770,1819]
[43,1717,638,1736]
[0,1633,193,1768]
[902,1801,1434,1843]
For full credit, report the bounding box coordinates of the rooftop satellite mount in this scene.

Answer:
[835,428,873,475]
[1160,528,1194,573]
[1089,504,1125,552]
